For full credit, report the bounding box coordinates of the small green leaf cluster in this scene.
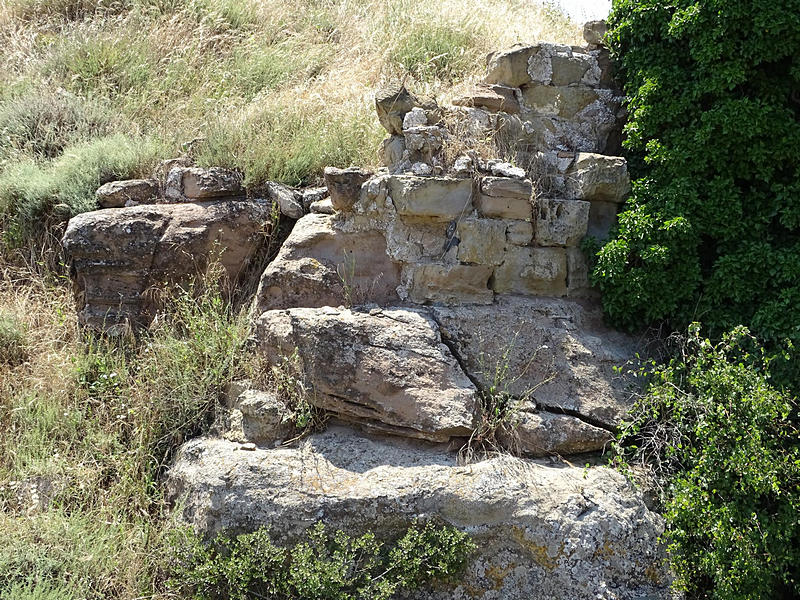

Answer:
[593,0,800,382]
[614,326,800,599]
[165,521,476,600]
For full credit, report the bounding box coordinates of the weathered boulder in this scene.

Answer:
[166,428,673,600]
[375,82,419,135]
[224,382,295,445]
[62,200,271,331]
[323,167,373,212]
[431,296,636,428]
[583,20,608,46]
[253,213,401,312]
[165,166,244,201]
[565,153,630,203]
[95,179,157,208]
[520,84,599,119]
[265,181,304,219]
[254,307,477,441]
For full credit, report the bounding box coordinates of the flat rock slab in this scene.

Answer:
[62,200,271,331]
[254,306,477,441]
[167,428,672,600]
[431,296,637,428]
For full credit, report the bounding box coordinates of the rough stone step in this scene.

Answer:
[166,428,673,600]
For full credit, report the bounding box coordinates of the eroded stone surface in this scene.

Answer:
[62,200,271,331]
[431,296,636,428]
[324,167,373,212]
[492,246,567,296]
[254,307,477,441]
[565,153,630,203]
[535,199,590,247]
[388,176,473,221]
[254,213,401,312]
[405,263,494,305]
[167,428,673,600]
[499,407,613,457]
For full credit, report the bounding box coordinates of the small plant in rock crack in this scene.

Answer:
[267,348,324,435]
[459,334,555,462]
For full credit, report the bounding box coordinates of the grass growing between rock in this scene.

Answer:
[0,265,252,598]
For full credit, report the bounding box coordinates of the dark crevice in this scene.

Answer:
[535,402,617,434]
[427,309,485,392]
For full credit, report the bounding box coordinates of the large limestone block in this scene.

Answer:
[254,307,477,441]
[167,429,672,600]
[165,167,244,201]
[456,219,506,265]
[521,84,600,119]
[476,195,532,220]
[254,214,401,312]
[96,179,157,208]
[484,45,538,88]
[431,296,637,428]
[506,220,534,245]
[566,246,597,298]
[493,246,567,296]
[62,200,271,331]
[565,153,630,203]
[535,198,590,247]
[388,176,473,221]
[406,263,494,305]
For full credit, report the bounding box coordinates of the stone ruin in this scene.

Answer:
[61,22,675,600]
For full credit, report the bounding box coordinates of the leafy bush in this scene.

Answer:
[0,89,112,162]
[0,133,160,252]
[615,326,800,599]
[166,521,476,600]
[593,0,800,382]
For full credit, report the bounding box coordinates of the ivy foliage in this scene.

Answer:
[615,326,800,599]
[593,0,800,380]
[165,520,476,600]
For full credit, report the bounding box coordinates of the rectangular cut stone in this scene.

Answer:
[457,219,506,265]
[484,45,539,87]
[388,176,473,221]
[476,194,532,220]
[493,246,567,296]
[407,264,494,304]
[506,220,533,245]
[535,199,590,247]
[480,176,532,199]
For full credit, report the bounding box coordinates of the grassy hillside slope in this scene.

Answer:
[0,2,580,599]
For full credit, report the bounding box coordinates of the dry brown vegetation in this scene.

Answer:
[0,2,580,597]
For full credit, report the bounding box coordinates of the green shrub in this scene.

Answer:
[166,520,476,600]
[615,326,800,599]
[0,133,160,251]
[593,0,800,383]
[0,89,112,162]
